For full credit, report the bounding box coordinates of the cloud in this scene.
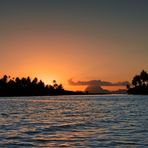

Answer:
[68,79,129,86]
[85,85,110,94]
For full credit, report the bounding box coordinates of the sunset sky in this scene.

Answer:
[0,0,148,91]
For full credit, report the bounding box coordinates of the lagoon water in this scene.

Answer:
[0,95,148,147]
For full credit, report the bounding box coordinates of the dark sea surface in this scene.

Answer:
[0,95,148,147]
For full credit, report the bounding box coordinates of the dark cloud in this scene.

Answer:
[68,79,129,86]
[85,85,109,94]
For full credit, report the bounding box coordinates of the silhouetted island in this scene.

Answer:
[0,75,84,96]
[127,70,148,95]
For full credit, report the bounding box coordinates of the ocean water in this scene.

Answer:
[0,95,148,147]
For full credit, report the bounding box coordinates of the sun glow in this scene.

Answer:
[0,0,147,93]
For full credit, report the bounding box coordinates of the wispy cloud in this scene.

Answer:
[68,79,129,86]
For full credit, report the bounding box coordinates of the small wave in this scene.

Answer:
[110,140,140,146]
[41,122,86,133]
[1,113,9,117]
[24,130,41,135]
[5,143,35,147]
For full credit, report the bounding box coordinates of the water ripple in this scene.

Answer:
[0,95,148,147]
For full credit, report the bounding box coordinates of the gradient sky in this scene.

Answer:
[0,0,148,90]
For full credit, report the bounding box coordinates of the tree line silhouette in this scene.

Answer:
[127,70,148,94]
[0,75,84,96]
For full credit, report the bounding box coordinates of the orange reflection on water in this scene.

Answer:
[33,127,108,147]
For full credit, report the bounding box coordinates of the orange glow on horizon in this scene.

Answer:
[0,1,148,95]
[102,86,126,91]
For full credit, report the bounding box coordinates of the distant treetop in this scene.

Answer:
[127,70,148,94]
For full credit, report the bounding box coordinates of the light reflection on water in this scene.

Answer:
[0,95,148,147]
